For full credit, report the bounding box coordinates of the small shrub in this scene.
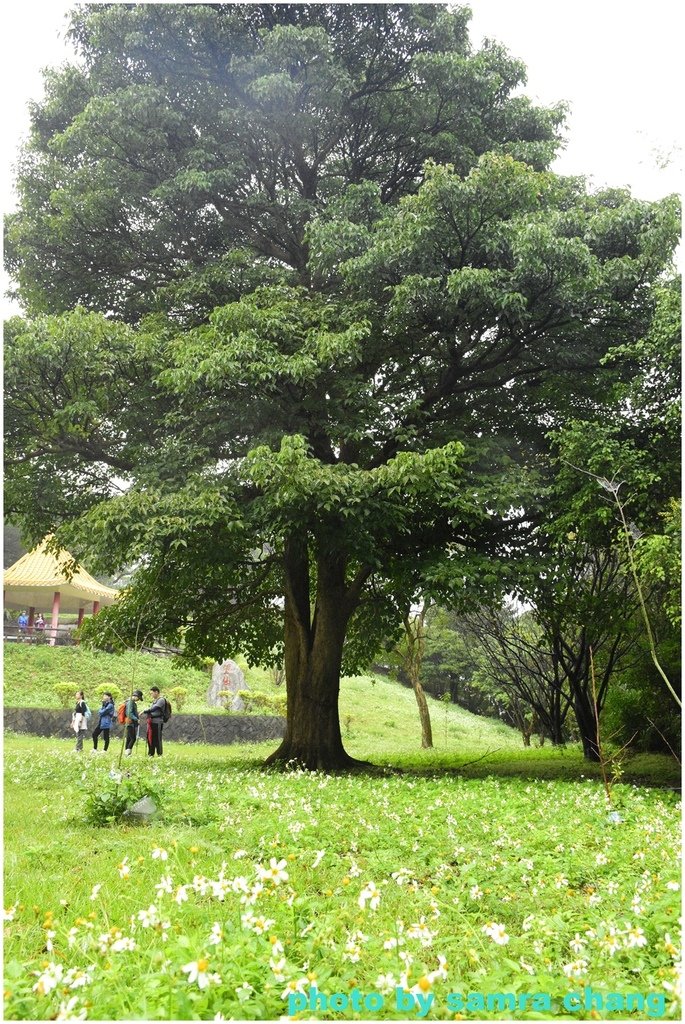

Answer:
[168,686,188,711]
[233,690,287,716]
[53,683,77,708]
[93,683,123,705]
[83,772,163,827]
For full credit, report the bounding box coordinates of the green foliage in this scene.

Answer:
[232,689,287,717]
[635,498,681,629]
[52,682,76,708]
[6,4,564,321]
[167,686,188,711]
[93,682,123,705]
[601,640,682,757]
[83,772,163,827]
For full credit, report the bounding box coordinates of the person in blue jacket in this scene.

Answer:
[92,692,115,752]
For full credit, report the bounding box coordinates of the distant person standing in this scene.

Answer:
[17,611,28,637]
[35,613,46,634]
[143,686,167,757]
[92,692,115,752]
[124,689,143,756]
[72,691,89,752]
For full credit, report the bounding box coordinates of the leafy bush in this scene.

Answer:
[93,683,123,705]
[168,686,188,711]
[83,772,163,827]
[53,683,77,708]
[234,689,287,716]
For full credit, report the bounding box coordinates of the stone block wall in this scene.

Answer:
[3,707,285,745]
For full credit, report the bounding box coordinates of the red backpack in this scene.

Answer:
[117,702,127,725]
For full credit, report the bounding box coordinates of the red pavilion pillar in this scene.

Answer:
[50,591,61,646]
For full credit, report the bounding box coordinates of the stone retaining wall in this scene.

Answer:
[3,707,285,746]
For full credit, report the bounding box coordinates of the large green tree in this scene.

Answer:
[4,4,679,768]
[6,2,562,321]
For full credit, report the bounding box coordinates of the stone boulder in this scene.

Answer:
[208,659,247,711]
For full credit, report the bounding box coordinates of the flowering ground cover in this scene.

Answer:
[3,736,681,1021]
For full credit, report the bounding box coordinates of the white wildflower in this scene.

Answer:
[257,857,289,885]
[55,996,87,1020]
[625,925,648,949]
[155,875,174,897]
[375,972,398,996]
[137,905,160,928]
[407,917,436,947]
[182,958,219,990]
[482,921,510,945]
[33,962,64,996]
[358,881,381,910]
[281,977,308,1000]
[235,981,255,1002]
[563,959,589,979]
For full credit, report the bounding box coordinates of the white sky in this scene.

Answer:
[1,0,682,314]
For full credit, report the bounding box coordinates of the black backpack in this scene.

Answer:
[162,698,172,723]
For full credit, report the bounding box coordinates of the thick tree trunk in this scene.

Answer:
[412,679,433,748]
[573,696,601,762]
[264,537,369,771]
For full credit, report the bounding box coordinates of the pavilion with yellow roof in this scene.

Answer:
[3,536,118,643]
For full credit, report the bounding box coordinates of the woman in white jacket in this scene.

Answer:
[72,690,89,751]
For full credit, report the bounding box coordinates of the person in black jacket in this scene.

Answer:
[124,689,143,756]
[143,687,166,757]
[72,691,89,752]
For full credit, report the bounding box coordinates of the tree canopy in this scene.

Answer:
[4,3,680,768]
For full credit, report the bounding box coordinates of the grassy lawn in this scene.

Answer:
[3,737,682,1021]
[3,645,682,1019]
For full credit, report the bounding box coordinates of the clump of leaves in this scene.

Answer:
[53,682,77,708]
[93,682,123,705]
[83,772,163,827]
[168,686,188,711]
[234,689,287,716]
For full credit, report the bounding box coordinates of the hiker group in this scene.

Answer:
[71,686,172,756]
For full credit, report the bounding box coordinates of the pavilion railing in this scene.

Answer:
[3,624,76,645]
